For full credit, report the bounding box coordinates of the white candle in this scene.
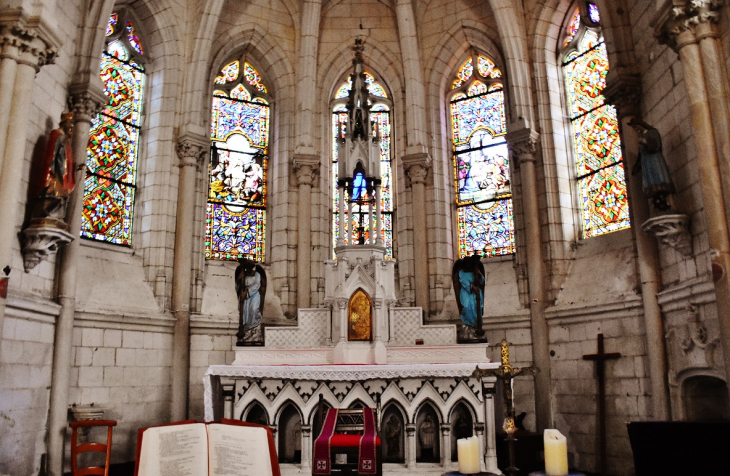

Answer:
[457,436,481,474]
[544,429,569,476]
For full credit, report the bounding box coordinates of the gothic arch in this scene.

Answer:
[447,398,477,423]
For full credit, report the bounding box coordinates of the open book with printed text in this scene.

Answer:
[134,419,280,476]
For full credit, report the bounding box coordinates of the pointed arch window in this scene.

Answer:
[561,2,630,238]
[206,59,270,262]
[448,53,514,258]
[81,12,146,245]
[331,71,394,258]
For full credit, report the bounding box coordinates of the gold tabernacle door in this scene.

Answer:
[347,288,372,341]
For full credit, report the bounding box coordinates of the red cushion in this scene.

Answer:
[330,434,381,447]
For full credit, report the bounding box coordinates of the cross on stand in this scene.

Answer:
[473,339,534,476]
[582,333,621,476]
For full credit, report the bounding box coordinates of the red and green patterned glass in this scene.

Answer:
[450,54,514,258]
[563,4,630,238]
[206,61,270,262]
[81,29,144,246]
[331,73,392,258]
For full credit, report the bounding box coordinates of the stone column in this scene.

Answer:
[658,4,730,406]
[294,0,322,154]
[482,379,499,473]
[170,132,207,421]
[293,155,319,310]
[440,424,451,466]
[0,20,58,344]
[406,423,417,469]
[47,85,105,476]
[505,127,552,430]
[402,154,431,316]
[301,425,312,470]
[605,77,670,420]
[474,422,486,472]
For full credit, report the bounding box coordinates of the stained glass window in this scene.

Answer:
[332,72,393,258]
[207,60,270,262]
[562,3,630,238]
[81,13,145,245]
[449,53,514,258]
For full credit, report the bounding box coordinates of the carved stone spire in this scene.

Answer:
[346,39,371,142]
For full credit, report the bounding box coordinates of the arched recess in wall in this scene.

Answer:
[330,68,395,258]
[206,56,271,262]
[558,1,630,239]
[446,51,514,259]
[81,11,148,246]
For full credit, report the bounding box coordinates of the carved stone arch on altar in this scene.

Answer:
[340,383,375,409]
[348,399,367,409]
[348,288,373,341]
[677,370,729,421]
[448,399,477,461]
[275,399,304,464]
[381,400,407,463]
[410,381,447,419]
[242,400,269,425]
[415,400,442,463]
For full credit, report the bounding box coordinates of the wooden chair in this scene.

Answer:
[69,420,117,476]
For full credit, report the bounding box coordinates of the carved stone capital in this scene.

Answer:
[654,0,723,50]
[20,223,74,272]
[67,84,107,123]
[0,10,61,67]
[505,128,540,164]
[604,75,643,119]
[336,298,348,310]
[402,152,431,187]
[176,132,208,168]
[292,154,320,187]
[642,213,693,256]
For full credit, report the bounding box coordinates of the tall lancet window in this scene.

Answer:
[82,12,146,245]
[206,59,270,262]
[448,53,514,258]
[331,47,393,258]
[561,2,630,238]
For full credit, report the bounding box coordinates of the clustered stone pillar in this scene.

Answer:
[606,78,671,420]
[170,132,207,421]
[0,15,59,345]
[505,127,552,431]
[47,85,106,476]
[293,156,319,310]
[659,2,730,406]
[402,154,431,317]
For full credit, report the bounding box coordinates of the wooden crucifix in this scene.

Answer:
[583,333,621,476]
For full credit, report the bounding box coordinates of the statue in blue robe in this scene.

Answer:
[452,254,486,343]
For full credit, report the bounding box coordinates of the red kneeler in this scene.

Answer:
[312,408,382,476]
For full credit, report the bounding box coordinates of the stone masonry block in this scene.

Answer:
[123,330,145,348]
[92,348,116,367]
[104,329,122,348]
[81,328,104,347]
[75,347,93,367]
[78,366,104,387]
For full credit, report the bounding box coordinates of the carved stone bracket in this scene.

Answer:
[68,84,107,124]
[654,0,723,49]
[292,154,320,188]
[642,213,693,256]
[176,132,208,169]
[20,223,73,272]
[505,128,540,166]
[401,152,431,187]
[604,75,643,119]
[0,10,62,67]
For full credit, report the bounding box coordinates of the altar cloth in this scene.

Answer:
[203,362,498,421]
